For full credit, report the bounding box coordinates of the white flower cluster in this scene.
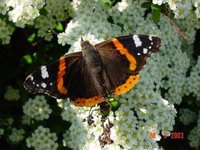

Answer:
[110,0,147,35]
[26,126,58,150]
[179,108,197,126]
[8,128,25,144]
[110,94,175,149]
[4,86,20,101]
[193,0,200,18]
[188,112,200,149]
[0,18,14,44]
[21,115,31,125]
[184,57,200,100]
[157,17,191,104]
[0,0,45,28]
[57,0,121,53]
[61,95,175,149]
[23,95,52,121]
[61,101,104,149]
[153,0,200,18]
[175,12,200,44]
[0,117,14,130]
[0,0,71,43]
[34,0,71,41]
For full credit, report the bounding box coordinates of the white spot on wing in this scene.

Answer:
[143,48,148,54]
[137,53,141,55]
[41,66,49,79]
[41,83,47,88]
[149,46,152,49]
[36,84,39,87]
[133,35,142,47]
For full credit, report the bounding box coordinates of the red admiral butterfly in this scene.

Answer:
[24,35,161,106]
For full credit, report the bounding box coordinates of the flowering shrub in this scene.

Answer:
[4,86,20,101]
[8,128,25,144]
[23,95,52,121]
[0,0,200,150]
[26,126,58,149]
[153,0,200,19]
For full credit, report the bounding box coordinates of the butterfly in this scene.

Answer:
[24,35,161,106]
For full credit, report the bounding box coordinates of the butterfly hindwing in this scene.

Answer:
[95,39,134,95]
[64,56,106,106]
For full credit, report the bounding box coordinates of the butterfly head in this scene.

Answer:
[80,37,96,56]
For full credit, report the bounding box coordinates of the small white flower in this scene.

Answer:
[139,108,147,115]
[4,86,20,101]
[117,0,129,12]
[21,115,31,125]
[161,98,169,105]
[153,0,165,5]
[0,19,14,44]
[9,128,25,144]
[179,108,197,125]
[23,95,52,121]
[26,126,58,150]
[6,0,45,27]
[57,32,68,46]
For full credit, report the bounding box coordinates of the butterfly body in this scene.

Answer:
[81,39,112,98]
[24,35,161,106]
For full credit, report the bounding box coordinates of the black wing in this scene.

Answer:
[24,52,82,99]
[95,34,161,95]
[24,51,105,106]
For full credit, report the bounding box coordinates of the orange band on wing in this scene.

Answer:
[72,96,105,106]
[112,38,137,71]
[57,56,68,94]
[114,74,140,95]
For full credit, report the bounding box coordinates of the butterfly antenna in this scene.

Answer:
[85,7,96,40]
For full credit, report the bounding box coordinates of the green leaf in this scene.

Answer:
[99,0,112,5]
[151,4,161,23]
[141,1,151,9]
[27,33,36,43]
[55,22,63,31]
[23,55,32,64]
[108,97,120,111]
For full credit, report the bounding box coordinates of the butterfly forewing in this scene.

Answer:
[115,35,161,73]
[24,52,82,99]
[95,35,161,95]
